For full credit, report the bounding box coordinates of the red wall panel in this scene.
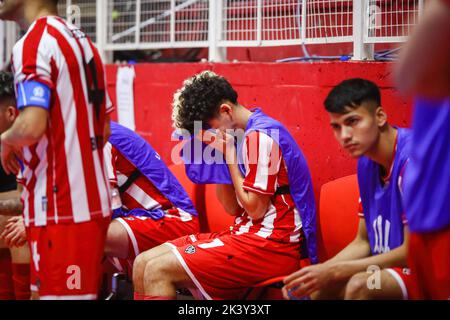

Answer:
[105,61,412,200]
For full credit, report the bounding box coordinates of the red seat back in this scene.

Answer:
[204,184,235,233]
[317,174,360,262]
[168,164,207,231]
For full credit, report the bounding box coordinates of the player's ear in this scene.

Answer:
[6,105,17,122]
[219,103,232,116]
[375,106,388,127]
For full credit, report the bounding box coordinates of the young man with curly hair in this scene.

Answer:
[132,71,316,300]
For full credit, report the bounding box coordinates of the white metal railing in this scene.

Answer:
[365,0,423,43]
[0,21,18,70]
[1,0,424,66]
[104,0,209,51]
[219,0,354,47]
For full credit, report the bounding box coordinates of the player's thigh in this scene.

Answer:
[347,269,404,300]
[135,243,174,268]
[373,269,405,299]
[0,215,8,249]
[311,281,347,300]
[10,244,30,264]
[144,250,192,287]
[105,219,129,259]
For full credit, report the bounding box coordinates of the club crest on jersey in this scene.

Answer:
[185,245,196,254]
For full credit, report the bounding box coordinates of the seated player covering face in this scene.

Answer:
[103,121,199,271]
[132,71,316,300]
[283,79,414,300]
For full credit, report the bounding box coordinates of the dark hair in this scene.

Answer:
[324,78,381,114]
[172,71,238,133]
[0,71,15,102]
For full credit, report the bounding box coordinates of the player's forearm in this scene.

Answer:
[0,198,23,216]
[216,184,241,216]
[2,113,46,147]
[326,238,371,265]
[226,156,266,220]
[332,244,408,281]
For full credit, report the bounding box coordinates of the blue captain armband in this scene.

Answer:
[16,81,51,110]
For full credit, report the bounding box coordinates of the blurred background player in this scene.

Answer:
[104,121,199,276]
[132,71,316,300]
[283,79,414,300]
[0,71,30,300]
[0,0,112,299]
[396,0,450,300]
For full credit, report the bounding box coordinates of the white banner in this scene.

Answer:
[116,66,136,131]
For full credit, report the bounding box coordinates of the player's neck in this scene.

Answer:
[234,105,253,130]
[366,125,398,172]
[18,3,58,29]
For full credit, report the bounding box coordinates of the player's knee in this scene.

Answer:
[345,273,370,300]
[133,252,148,282]
[142,254,173,285]
[105,220,128,258]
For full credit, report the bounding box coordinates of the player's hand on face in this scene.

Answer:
[0,136,23,175]
[0,216,27,248]
[282,263,334,299]
[198,129,236,158]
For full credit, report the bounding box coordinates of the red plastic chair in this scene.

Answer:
[168,164,207,231]
[317,174,360,262]
[203,184,235,233]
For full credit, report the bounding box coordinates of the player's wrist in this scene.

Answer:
[0,129,13,146]
[329,262,352,282]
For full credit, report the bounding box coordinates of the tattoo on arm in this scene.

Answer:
[0,198,23,216]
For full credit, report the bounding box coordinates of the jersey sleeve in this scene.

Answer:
[103,142,118,187]
[105,88,114,114]
[357,197,364,218]
[242,131,282,195]
[13,20,54,111]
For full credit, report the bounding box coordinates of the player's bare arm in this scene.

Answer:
[0,198,23,216]
[216,184,242,216]
[1,106,49,174]
[204,129,271,220]
[326,218,372,264]
[214,130,271,220]
[0,186,22,216]
[282,218,370,298]
[283,225,409,298]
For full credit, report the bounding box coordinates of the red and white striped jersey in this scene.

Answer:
[232,131,303,243]
[104,142,193,222]
[12,16,113,227]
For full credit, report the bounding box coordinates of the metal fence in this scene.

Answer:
[1,0,424,67]
[365,0,423,43]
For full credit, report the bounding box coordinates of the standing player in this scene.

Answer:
[283,79,414,300]
[104,121,199,270]
[396,0,450,300]
[0,0,112,299]
[132,71,316,300]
